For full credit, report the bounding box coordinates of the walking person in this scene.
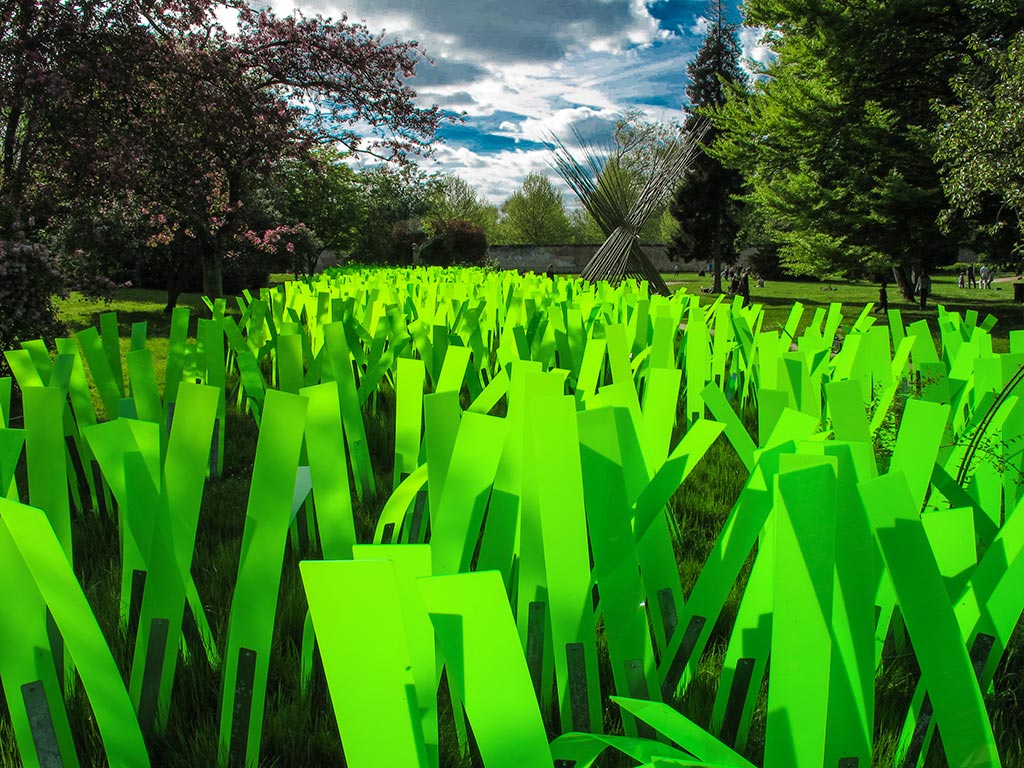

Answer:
[876,282,888,313]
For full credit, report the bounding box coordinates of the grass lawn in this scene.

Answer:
[666,272,1024,352]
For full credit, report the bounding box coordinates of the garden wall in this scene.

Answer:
[486,244,703,274]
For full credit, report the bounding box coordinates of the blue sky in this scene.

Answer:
[269,0,772,203]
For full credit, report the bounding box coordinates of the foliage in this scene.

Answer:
[0,239,64,376]
[0,0,450,304]
[499,172,573,244]
[424,218,489,266]
[709,0,1020,296]
[428,175,499,234]
[936,31,1024,271]
[356,165,438,263]
[668,1,747,290]
[271,150,364,276]
[569,207,605,245]
[389,217,488,267]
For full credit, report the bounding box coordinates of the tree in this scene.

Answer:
[355,164,437,263]
[428,175,490,226]
[709,0,1020,299]
[668,1,746,291]
[570,208,604,244]
[272,149,366,276]
[936,31,1024,271]
[500,173,573,244]
[1,0,449,306]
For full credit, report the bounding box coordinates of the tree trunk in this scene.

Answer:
[164,273,183,314]
[201,251,224,298]
[711,233,722,294]
[892,265,915,301]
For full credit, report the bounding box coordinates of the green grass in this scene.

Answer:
[666,273,1024,353]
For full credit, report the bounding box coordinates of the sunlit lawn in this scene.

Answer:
[666,272,1024,353]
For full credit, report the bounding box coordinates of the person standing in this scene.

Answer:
[967,263,976,288]
[919,271,931,309]
[740,270,751,308]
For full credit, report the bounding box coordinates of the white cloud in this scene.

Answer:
[689,16,710,35]
[422,145,558,204]
[740,26,776,77]
[259,0,715,205]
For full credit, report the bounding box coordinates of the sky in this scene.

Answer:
[267,0,773,204]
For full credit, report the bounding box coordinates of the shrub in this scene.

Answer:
[0,240,66,377]
[437,219,488,266]
[388,219,424,265]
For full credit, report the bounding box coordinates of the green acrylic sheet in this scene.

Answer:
[709,508,773,753]
[888,398,950,511]
[76,325,123,419]
[351,544,439,768]
[300,382,357,560]
[0,425,23,500]
[468,367,509,416]
[19,339,52,386]
[126,383,219,732]
[822,442,877,764]
[512,369,570,711]
[897,491,1024,766]
[300,559,429,768]
[322,321,375,500]
[84,417,161,627]
[429,410,509,577]
[658,441,799,699]
[0,376,10,427]
[525,392,602,733]
[0,498,151,768]
[23,386,72,564]
[701,382,756,472]
[614,696,755,768]
[130,320,147,353]
[163,308,190,412]
[861,472,1001,768]
[474,361,541,588]
[220,313,267,422]
[764,455,839,768]
[551,731,696,768]
[867,336,915,436]
[275,332,304,395]
[710,303,734,390]
[591,380,705,660]
[0,512,80,768]
[373,464,428,545]
[418,571,554,768]
[217,390,308,767]
[126,345,163,426]
[578,406,660,733]
[684,301,711,422]
[50,338,104,514]
[99,312,126,396]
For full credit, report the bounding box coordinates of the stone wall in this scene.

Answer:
[487,244,703,274]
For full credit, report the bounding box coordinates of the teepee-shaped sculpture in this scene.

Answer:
[549,121,707,295]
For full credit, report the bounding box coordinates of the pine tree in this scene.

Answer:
[708,0,1023,299]
[667,0,747,294]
